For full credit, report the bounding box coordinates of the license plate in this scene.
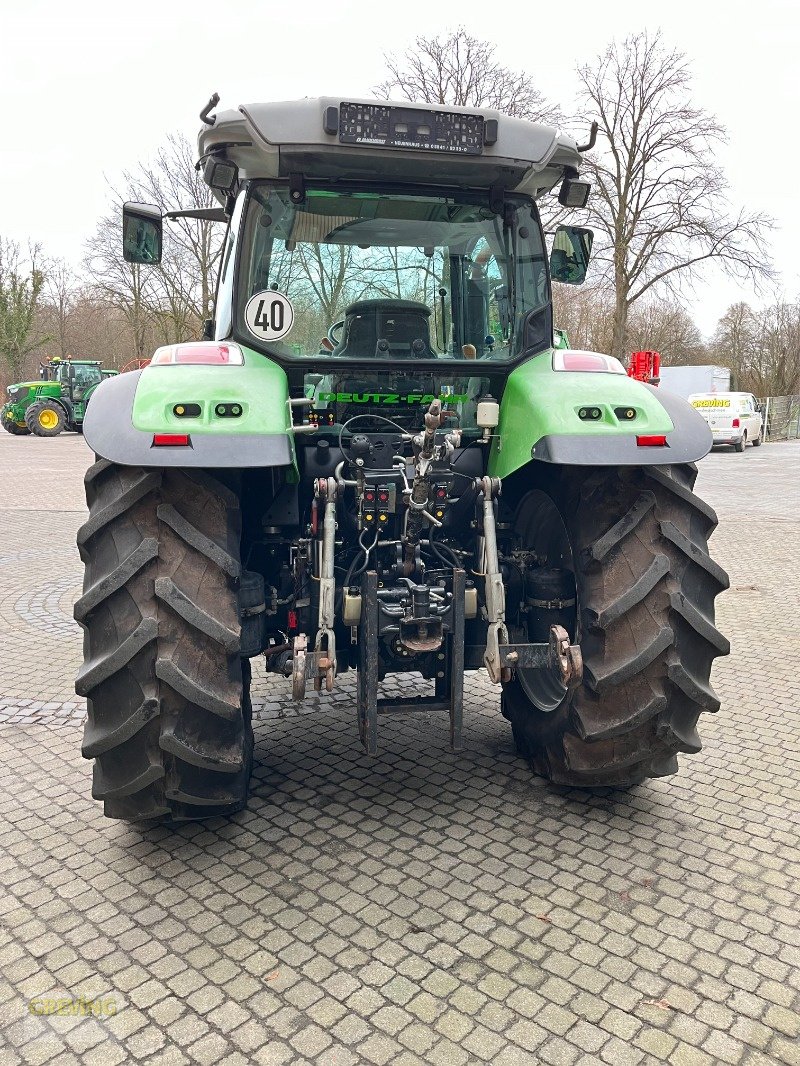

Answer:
[339,102,484,155]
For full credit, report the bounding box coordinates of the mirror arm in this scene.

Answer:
[577,121,599,153]
[200,92,220,127]
[164,208,228,223]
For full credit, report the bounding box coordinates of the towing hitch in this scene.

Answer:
[499,625,583,689]
[356,568,466,756]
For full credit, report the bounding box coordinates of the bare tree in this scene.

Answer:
[55,289,157,370]
[577,31,773,359]
[85,134,226,357]
[295,244,364,324]
[711,299,800,396]
[375,28,560,124]
[708,301,755,388]
[128,134,224,331]
[551,281,616,354]
[43,257,79,359]
[0,238,48,382]
[627,301,706,365]
[84,210,155,359]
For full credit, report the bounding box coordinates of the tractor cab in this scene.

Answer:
[40,359,112,400]
[123,98,595,434]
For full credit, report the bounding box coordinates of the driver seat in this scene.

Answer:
[334,299,436,358]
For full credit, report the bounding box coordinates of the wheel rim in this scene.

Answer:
[513,491,577,712]
[39,410,58,429]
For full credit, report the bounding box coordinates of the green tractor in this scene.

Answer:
[76,95,729,823]
[2,357,117,437]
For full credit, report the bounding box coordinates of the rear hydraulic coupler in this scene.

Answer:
[402,399,460,575]
[403,399,442,573]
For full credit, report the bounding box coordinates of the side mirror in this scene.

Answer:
[550,225,594,286]
[122,202,163,264]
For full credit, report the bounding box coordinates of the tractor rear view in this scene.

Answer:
[76,95,729,822]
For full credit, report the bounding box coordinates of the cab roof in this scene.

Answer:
[198,96,584,201]
[49,358,102,365]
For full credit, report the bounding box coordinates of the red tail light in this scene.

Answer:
[150,342,244,366]
[553,350,626,374]
[153,434,191,447]
[636,435,667,447]
[732,418,740,428]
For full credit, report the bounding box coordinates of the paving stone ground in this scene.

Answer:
[0,430,798,1066]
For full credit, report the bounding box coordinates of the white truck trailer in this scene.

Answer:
[659,365,731,399]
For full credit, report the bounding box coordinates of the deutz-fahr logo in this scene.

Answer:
[318,392,469,405]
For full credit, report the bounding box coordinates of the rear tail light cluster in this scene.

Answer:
[553,350,626,374]
[150,342,244,366]
[636,435,667,447]
[732,418,740,428]
[153,434,191,447]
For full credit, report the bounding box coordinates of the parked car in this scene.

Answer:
[688,392,763,451]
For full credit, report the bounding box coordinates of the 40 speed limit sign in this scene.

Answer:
[244,291,294,341]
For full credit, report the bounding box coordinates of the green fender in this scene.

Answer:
[83,344,297,470]
[488,351,711,477]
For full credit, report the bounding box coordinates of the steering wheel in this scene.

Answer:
[327,320,345,348]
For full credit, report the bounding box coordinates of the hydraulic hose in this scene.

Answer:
[403,399,442,572]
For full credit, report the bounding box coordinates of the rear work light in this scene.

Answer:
[153,434,191,447]
[150,342,244,366]
[636,435,667,447]
[553,350,626,374]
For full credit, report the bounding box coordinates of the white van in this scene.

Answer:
[688,392,763,452]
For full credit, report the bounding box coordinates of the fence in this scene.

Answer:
[756,395,800,441]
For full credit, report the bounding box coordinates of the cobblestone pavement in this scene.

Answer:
[0,431,798,1066]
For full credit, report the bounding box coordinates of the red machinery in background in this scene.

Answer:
[119,358,152,373]
[627,350,661,385]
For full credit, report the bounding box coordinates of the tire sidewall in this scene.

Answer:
[26,401,66,436]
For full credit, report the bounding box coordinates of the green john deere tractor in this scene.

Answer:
[76,94,729,822]
[2,358,117,437]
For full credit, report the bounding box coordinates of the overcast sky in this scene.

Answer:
[1,0,797,338]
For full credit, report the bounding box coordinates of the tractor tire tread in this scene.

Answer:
[503,462,728,788]
[76,461,252,822]
[25,400,66,437]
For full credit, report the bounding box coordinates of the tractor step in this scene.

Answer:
[357,568,465,756]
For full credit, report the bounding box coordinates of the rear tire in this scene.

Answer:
[502,463,729,787]
[75,461,253,822]
[734,434,746,452]
[26,400,66,436]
